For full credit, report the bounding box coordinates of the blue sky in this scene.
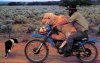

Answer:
[0,0,60,2]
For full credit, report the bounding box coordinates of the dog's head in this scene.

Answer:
[42,13,69,26]
[42,12,57,25]
[11,38,18,43]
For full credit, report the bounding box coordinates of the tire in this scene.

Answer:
[25,39,49,63]
[77,42,98,63]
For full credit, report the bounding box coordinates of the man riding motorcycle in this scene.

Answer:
[40,5,88,57]
[59,5,88,57]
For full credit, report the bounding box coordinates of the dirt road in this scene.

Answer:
[0,42,100,63]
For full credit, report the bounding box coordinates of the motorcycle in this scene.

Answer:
[24,25,98,63]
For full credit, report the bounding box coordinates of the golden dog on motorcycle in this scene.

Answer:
[40,12,76,40]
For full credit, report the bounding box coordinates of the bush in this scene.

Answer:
[27,25,36,33]
[0,25,6,33]
[14,15,27,24]
[0,22,3,27]
[5,20,14,24]
[97,25,100,35]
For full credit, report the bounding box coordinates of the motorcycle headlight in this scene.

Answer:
[39,26,47,34]
[39,25,52,34]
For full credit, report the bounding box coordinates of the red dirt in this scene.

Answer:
[0,41,100,63]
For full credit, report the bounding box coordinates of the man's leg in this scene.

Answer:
[58,32,70,53]
[64,31,88,57]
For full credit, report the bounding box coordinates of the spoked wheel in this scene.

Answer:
[77,42,98,63]
[25,40,48,63]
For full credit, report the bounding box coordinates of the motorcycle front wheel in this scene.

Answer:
[25,39,49,63]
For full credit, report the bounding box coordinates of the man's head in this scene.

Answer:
[67,5,77,16]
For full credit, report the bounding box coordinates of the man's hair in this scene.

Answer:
[68,5,77,16]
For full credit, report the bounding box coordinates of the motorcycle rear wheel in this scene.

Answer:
[77,42,98,63]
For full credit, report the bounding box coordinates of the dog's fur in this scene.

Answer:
[5,38,18,57]
[42,13,57,25]
[42,13,77,40]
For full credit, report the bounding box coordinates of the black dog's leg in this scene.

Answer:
[5,40,12,57]
[5,43,8,57]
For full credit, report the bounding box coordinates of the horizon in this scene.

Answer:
[0,0,60,2]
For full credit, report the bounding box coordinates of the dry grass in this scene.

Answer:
[0,5,100,41]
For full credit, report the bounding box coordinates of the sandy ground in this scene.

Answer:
[0,41,100,63]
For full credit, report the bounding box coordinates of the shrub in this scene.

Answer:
[5,19,14,24]
[14,15,27,24]
[27,25,36,33]
[97,25,100,35]
[0,22,3,27]
[0,24,12,33]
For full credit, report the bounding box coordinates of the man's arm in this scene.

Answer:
[68,12,78,22]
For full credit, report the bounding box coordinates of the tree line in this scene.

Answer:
[1,0,100,6]
[0,0,95,6]
[0,1,60,6]
[60,0,92,6]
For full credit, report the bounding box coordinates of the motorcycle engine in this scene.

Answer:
[53,39,64,48]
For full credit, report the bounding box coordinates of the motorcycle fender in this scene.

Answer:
[31,34,55,47]
[89,37,96,43]
[79,38,96,47]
